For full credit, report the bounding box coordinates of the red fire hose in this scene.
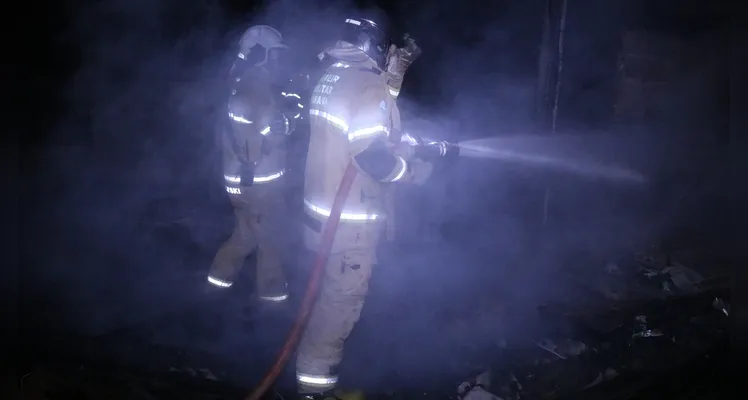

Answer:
[245,162,359,400]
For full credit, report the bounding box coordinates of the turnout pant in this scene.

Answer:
[296,222,382,393]
[207,184,288,301]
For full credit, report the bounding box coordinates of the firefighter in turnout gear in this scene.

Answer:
[207,25,303,303]
[296,13,434,398]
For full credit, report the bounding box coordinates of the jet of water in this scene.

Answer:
[457,135,648,184]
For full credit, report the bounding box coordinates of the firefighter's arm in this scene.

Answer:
[353,140,432,184]
[352,138,410,183]
[385,34,422,100]
[348,86,428,184]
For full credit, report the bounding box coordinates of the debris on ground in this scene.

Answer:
[458,371,504,400]
[445,242,729,400]
[19,243,728,400]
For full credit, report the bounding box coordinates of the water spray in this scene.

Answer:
[455,136,647,184]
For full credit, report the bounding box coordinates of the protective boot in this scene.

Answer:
[300,389,366,400]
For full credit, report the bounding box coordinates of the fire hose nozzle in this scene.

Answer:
[414,140,460,162]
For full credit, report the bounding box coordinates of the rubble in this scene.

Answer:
[444,243,728,400]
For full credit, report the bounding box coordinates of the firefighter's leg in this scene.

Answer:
[253,190,289,302]
[296,244,377,394]
[206,196,258,289]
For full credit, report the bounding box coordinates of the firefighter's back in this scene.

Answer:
[304,61,387,212]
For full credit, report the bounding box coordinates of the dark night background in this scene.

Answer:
[10,0,739,397]
[28,0,730,143]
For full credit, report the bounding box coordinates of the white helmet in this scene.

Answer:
[237,25,288,67]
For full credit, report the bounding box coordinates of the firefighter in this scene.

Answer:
[296,12,455,399]
[206,25,303,304]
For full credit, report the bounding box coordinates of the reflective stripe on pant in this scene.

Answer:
[296,247,377,393]
[208,185,288,300]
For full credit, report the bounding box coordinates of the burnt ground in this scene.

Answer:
[18,146,729,398]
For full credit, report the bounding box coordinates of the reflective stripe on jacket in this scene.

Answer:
[303,56,410,230]
[222,66,286,191]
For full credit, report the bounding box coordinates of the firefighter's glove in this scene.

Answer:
[386,33,422,78]
[400,33,423,65]
[269,110,291,136]
[392,142,416,160]
[408,158,433,185]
